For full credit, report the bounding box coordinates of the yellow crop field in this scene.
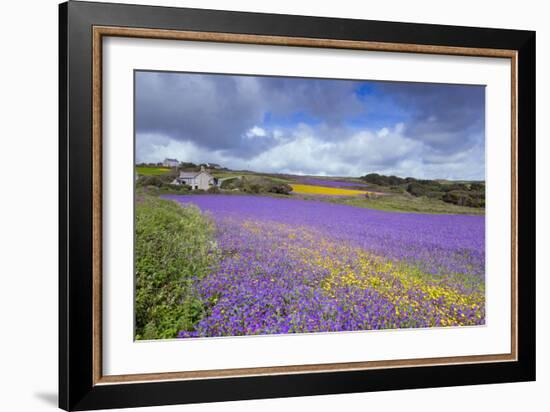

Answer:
[136,166,172,176]
[290,184,368,196]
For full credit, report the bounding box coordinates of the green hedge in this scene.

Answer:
[135,195,218,339]
[442,190,485,208]
[222,176,292,195]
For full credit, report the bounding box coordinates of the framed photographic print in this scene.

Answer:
[59,1,536,410]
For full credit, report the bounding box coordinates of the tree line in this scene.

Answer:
[361,173,485,208]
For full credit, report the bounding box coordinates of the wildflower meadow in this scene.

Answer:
[134,71,487,340]
[156,194,485,338]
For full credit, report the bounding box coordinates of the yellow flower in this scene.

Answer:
[290,184,371,196]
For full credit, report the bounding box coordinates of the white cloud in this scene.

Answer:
[377,128,389,137]
[136,121,484,180]
[245,126,267,138]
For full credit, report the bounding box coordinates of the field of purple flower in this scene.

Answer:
[163,195,485,337]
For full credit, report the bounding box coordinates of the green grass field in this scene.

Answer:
[211,171,292,182]
[318,193,485,215]
[136,166,173,176]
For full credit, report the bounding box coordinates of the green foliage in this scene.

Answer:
[136,175,191,193]
[178,162,198,171]
[442,190,485,208]
[321,192,485,215]
[361,172,485,209]
[137,175,165,187]
[267,183,292,195]
[362,173,407,186]
[220,177,240,189]
[226,176,292,195]
[243,182,262,193]
[469,182,485,192]
[165,184,192,194]
[406,182,428,197]
[406,182,444,199]
[135,195,219,340]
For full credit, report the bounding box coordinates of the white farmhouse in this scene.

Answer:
[172,166,217,190]
[163,158,179,167]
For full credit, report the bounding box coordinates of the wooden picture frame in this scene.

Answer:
[59,1,535,410]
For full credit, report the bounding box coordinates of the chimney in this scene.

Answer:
[200,165,205,172]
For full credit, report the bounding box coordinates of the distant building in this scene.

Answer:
[205,162,222,169]
[172,166,217,190]
[163,158,179,167]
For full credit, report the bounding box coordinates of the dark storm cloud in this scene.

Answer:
[256,76,365,127]
[136,72,264,152]
[373,82,485,154]
[136,72,364,157]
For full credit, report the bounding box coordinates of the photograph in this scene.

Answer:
[134,70,486,340]
[53,1,536,409]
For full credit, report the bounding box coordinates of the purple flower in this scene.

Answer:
[162,195,485,337]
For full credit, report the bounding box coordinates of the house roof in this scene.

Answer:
[178,170,214,179]
[164,158,178,162]
[179,172,200,178]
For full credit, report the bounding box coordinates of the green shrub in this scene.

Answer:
[406,182,429,197]
[138,185,161,196]
[358,172,484,210]
[220,178,241,189]
[243,183,262,193]
[266,183,292,195]
[137,175,165,188]
[225,176,291,195]
[172,183,192,192]
[442,190,470,206]
[406,182,445,198]
[469,183,485,192]
[441,183,465,192]
[135,195,219,339]
[137,175,193,194]
[362,173,407,186]
[362,173,388,185]
[178,162,198,170]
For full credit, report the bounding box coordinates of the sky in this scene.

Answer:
[135,71,485,180]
